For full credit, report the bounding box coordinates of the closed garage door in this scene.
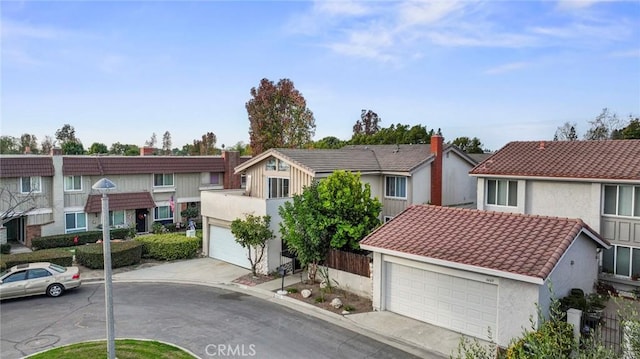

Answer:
[209,226,251,269]
[385,262,497,340]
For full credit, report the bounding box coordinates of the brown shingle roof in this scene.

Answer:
[63,156,225,176]
[360,205,607,280]
[84,192,156,213]
[0,156,55,178]
[275,148,381,174]
[469,140,640,180]
[343,144,435,172]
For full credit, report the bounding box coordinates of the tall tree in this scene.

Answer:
[162,131,172,155]
[145,132,157,148]
[20,134,39,154]
[313,136,345,149]
[199,132,217,155]
[350,123,434,145]
[88,142,109,154]
[0,136,19,154]
[451,137,484,153]
[621,117,640,139]
[246,78,316,155]
[41,136,54,155]
[230,214,274,277]
[227,141,251,156]
[55,124,78,145]
[353,109,381,136]
[553,122,579,141]
[584,108,621,140]
[109,142,139,156]
[61,141,85,155]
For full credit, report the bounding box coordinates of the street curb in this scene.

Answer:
[84,278,446,358]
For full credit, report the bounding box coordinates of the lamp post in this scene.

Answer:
[92,178,116,359]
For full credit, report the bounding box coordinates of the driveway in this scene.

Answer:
[1,282,423,358]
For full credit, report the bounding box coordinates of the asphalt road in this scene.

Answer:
[1,282,420,359]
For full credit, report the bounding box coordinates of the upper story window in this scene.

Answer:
[154,173,174,187]
[265,159,277,171]
[20,176,42,194]
[385,176,407,199]
[268,178,289,198]
[603,184,640,217]
[65,212,87,233]
[210,172,221,185]
[487,179,518,207]
[64,175,82,191]
[278,160,290,171]
[265,158,290,172]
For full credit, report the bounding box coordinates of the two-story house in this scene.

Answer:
[470,140,640,290]
[200,135,479,274]
[0,151,246,247]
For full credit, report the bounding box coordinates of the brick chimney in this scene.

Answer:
[430,134,444,206]
[50,147,63,156]
[222,151,241,189]
[140,147,155,156]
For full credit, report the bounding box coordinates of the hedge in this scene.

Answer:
[0,248,74,271]
[136,234,201,261]
[31,228,133,250]
[75,241,144,269]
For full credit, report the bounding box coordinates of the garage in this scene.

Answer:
[208,225,251,269]
[384,261,497,340]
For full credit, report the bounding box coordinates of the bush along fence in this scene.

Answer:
[324,249,371,277]
[31,228,133,250]
[75,241,144,269]
[135,234,201,261]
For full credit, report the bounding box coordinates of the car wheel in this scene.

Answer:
[47,283,64,297]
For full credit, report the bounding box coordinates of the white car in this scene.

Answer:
[0,262,81,300]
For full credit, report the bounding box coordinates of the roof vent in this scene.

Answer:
[538,141,545,150]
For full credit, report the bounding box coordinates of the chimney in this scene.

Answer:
[222,151,241,189]
[140,147,155,156]
[430,134,443,206]
[24,146,31,155]
[50,147,63,156]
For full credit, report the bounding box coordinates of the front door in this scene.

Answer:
[135,209,148,233]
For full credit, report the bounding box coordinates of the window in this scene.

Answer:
[265,159,277,171]
[268,178,289,198]
[64,175,82,191]
[241,174,247,189]
[65,212,87,233]
[278,160,290,171]
[210,173,221,185]
[28,268,52,279]
[110,210,126,227]
[602,245,640,278]
[153,173,174,187]
[154,205,173,221]
[385,176,407,199]
[487,179,518,206]
[265,158,289,172]
[20,176,41,193]
[603,184,640,217]
[384,216,394,223]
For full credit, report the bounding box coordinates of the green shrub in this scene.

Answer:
[0,248,73,270]
[31,228,132,250]
[287,288,298,294]
[75,241,144,269]
[0,243,11,254]
[135,234,200,261]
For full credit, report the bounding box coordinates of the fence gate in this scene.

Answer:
[581,311,622,354]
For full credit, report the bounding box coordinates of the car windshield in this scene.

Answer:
[48,264,66,273]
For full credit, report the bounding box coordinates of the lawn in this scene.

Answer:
[27,339,195,359]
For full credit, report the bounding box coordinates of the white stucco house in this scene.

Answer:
[201,135,479,274]
[360,204,610,347]
[470,140,640,291]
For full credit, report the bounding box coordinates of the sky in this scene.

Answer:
[2,0,639,152]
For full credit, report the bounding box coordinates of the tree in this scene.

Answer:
[88,142,109,154]
[246,78,316,155]
[55,124,78,145]
[0,136,19,154]
[1,187,39,226]
[353,109,381,136]
[227,141,252,156]
[62,141,85,155]
[230,214,274,277]
[584,108,621,140]
[20,134,39,154]
[109,142,139,156]
[313,136,345,149]
[451,136,484,153]
[200,132,217,155]
[145,132,157,148]
[553,122,579,141]
[621,117,640,139]
[162,131,172,155]
[41,136,54,155]
[350,123,434,145]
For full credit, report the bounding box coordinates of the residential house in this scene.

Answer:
[0,151,245,247]
[469,140,640,290]
[360,204,609,347]
[200,135,479,274]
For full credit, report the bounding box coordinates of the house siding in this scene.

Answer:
[443,151,476,206]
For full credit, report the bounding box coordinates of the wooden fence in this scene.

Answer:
[324,249,371,277]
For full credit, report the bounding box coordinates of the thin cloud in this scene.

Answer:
[314,0,371,17]
[397,1,465,26]
[484,62,531,75]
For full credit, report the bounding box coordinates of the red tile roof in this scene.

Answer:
[470,140,640,180]
[84,192,156,213]
[0,156,55,178]
[63,156,225,176]
[360,205,607,280]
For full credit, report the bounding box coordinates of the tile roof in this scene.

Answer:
[84,192,156,213]
[360,205,607,280]
[63,156,225,176]
[0,156,55,178]
[470,140,640,180]
[343,144,435,172]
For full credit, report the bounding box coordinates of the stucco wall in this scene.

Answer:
[442,151,476,206]
[497,278,540,347]
[526,181,601,231]
[411,164,431,205]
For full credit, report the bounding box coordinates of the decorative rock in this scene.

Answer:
[341,310,350,315]
[330,297,343,309]
[301,289,312,298]
[319,281,327,289]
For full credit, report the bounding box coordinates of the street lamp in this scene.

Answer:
[92,178,116,359]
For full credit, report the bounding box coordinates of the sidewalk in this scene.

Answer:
[82,258,459,358]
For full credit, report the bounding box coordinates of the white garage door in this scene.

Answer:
[209,226,251,269]
[385,262,497,340]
